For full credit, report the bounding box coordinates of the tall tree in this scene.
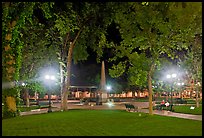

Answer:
[2,2,54,118]
[51,2,113,111]
[107,2,202,115]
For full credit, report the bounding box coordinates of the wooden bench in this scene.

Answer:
[125,104,138,112]
[38,101,50,108]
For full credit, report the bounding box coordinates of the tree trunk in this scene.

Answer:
[60,63,64,109]
[25,89,30,107]
[148,62,155,115]
[190,79,194,99]
[195,80,199,108]
[62,43,74,111]
[4,15,18,113]
[61,28,83,111]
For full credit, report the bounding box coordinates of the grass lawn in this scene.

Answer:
[173,105,202,115]
[2,110,202,136]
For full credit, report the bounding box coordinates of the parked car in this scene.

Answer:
[174,98,187,104]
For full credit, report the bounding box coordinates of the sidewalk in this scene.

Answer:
[19,103,202,121]
[139,109,202,121]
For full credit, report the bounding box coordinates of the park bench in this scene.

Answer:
[154,104,174,111]
[125,104,138,112]
[38,101,51,108]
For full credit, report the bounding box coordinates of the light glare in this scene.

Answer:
[166,75,171,78]
[45,75,50,79]
[172,73,177,78]
[106,86,111,90]
[50,76,55,80]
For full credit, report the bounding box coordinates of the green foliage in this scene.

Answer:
[2,106,17,119]
[2,2,56,118]
[106,2,202,93]
[109,62,126,78]
[178,34,202,84]
[73,39,89,64]
[39,2,54,19]
[141,2,149,6]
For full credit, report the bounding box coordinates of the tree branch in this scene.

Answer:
[72,26,84,46]
[64,32,70,48]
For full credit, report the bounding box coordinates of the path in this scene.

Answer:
[19,102,202,121]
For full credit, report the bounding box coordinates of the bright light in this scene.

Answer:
[50,75,55,80]
[177,82,184,86]
[172,73,177,78]
[45,75,56,80]
[45,75,50,80]
[106,86,112,91]
[22,83,26,86]
[108,102,113,107]
[167,73,177,79]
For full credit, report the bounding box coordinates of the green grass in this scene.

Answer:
[153,104,202,115]
[2,110,202,136]
[173,105,202,115]
[186,99,202,104]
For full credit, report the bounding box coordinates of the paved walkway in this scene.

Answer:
[140,109,202,121]
[19,102,202,121]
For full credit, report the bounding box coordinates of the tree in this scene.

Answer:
[19,12,60,107]
[107,2,202,115]
[178,34,202,107]
[51,2,113,111]
[2,2,54,118]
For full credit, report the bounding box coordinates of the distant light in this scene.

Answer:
[106,86,112,91]
[22,83,26,86]
[108,102,113,107]
[181,82,184,85]
[177,83,181,85]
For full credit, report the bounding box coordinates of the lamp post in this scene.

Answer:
[166,73,177,111]
[44,74,56,113]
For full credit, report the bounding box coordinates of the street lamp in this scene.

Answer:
[44,74,56,113]
[166,73,177,111]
